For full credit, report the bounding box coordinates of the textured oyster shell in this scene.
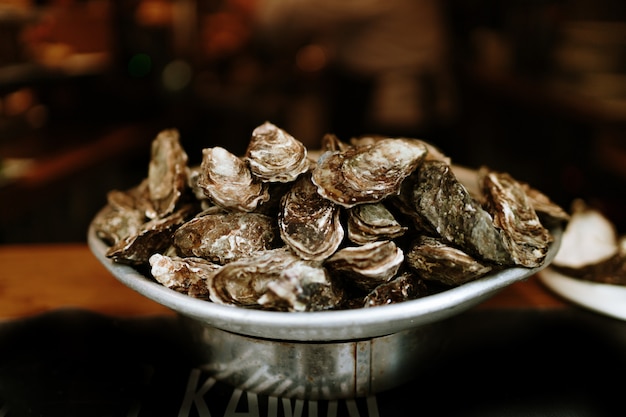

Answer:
[278,173,344,260]
[147,129,189,219]
[312,138,428,208]
[245,121,310,183]
[522,183,571,225]
[93,184,151,246]
[403,160,512,265]
[405,235,493,286]
[209,247,342,311]
[106,205,193,265]
[173,211,277,264]
[259,260,344,312]
[149,253,222,299]
[364,271,430,307]
[197,146,270,212]
[347,202,407,244]
[479,167,553,268]
[325,240,404,291]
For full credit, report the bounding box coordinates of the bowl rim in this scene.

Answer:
[88,212,561,341]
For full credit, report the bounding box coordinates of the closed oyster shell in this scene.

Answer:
[278,173,344,260]
[149,254,222,299]
[325,240,404,291]
[173,211,277,264]
[209,247,341,311]
[479,167,552,268]
[94,183,152,246]
[405,235,493,286]
[260,260,344,312]
[106,205,194,265]
[312,138,428,208]
[404,160,512,265]
[364,271,430,307]
[197,146,270,212]
[245,121,310,183]
[347,202,407,244]
[147,129,189,219]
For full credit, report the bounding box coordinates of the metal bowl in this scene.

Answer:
[88,216,561,399]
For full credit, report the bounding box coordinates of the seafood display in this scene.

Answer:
[93,121,568,311]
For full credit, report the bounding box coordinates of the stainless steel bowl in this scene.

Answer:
[88,217,561,399]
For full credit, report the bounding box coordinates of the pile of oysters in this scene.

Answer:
[93,122,569,312]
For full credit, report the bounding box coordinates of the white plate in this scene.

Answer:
[539,267,626,320]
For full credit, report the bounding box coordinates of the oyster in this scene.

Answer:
[173,211,277,264]
[312,138,428,208]
[245,121,310,183]
[479,167,552,268]
[405,235,493,286]
[259,260,345,312]
[149,254,222,299]
[347,202,407,244]
[186,165,214,211]
[278,173,344,260]
[403,160,512,265]
[553,199,618,269]
[325,240,404,291]
[106,205,194,265]
[521,183,571,225]
[551,200,626,285]
[147,129,189,219]
[197,146,270,212]
[209,247,342,311]
[93,184,150,246]
[364,271,430,307]
[320,133,351,153]
[351,135,451,165]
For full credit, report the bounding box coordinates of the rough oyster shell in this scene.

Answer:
[173,211,277,264]
[403,160,512,265]
[245,121,310,183]
[93,183,152,246]
[405,235,493,286]
[259,260,345,312]
[149,253,222,299]
[147,129,189,219]
[325,240,404,291]
[347,202,407,244]
[311,138,428,208]
[278,173,344,260]
[106,205,194,265]
[197,146,270,212]
[209,247,342,311]
[479,167,553,268]
[363,271,430,307]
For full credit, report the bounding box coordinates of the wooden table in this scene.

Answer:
[0,243,568,320]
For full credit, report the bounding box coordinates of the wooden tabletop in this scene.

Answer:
[0,243,568,321]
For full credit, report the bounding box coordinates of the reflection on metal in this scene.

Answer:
[183,317,444,400]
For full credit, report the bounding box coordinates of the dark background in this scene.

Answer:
[1,0,626,242]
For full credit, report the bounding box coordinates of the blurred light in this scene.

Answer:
[162,59,192,92]
[26,105,48,129]
[5,88,35,117]
[128,53,152,78]
[296,44,328,73]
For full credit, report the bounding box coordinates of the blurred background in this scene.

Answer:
[1,0,625,242]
